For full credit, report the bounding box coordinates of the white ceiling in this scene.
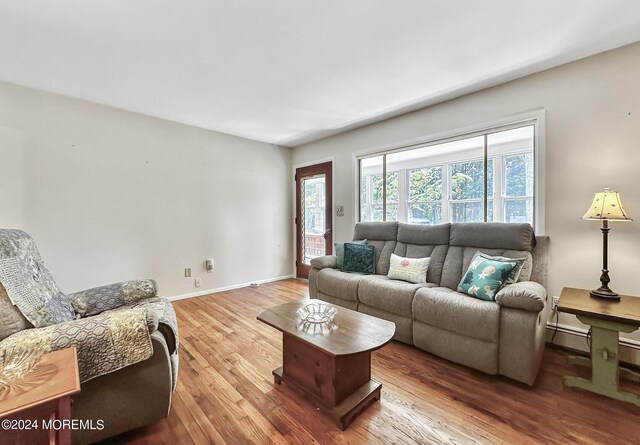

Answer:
[1,1,640,147]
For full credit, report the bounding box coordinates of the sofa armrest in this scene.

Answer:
[69,279,157,317]
[495,281,546,313]
[310,255,338,270]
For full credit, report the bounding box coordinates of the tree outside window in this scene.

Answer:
[408,166,442,224]
[504,153,533,223]
[451,160,493,223]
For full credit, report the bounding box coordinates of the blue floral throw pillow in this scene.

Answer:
[341,243,376,274]
[457,256,518,301]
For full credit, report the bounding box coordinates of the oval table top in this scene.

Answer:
[257,300,396,357]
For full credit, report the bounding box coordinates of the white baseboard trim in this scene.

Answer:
[168,274,295,302]
[546,320,640,367]
[546,321,640,350]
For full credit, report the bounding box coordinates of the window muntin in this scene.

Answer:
[360,156,384,222]
[358,123,536,226]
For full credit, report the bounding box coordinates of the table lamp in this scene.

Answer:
[582,187,632,299]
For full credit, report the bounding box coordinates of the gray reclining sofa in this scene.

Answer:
[309,222,550,386]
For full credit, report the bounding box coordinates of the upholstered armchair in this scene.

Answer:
[0,229,179,444]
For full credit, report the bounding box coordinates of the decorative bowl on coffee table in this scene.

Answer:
[296,302,338,334]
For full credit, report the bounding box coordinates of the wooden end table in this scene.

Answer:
[558,287,640,406]
[0,347,81,445]
[258,301,395,430]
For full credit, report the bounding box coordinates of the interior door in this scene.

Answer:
[295,161,333,279]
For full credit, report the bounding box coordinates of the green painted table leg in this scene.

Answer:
[564,316,640,407]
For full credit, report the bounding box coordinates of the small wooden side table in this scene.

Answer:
[558,287,640,406]
[0,347,81,445]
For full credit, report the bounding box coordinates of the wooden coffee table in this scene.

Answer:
[257,300,395,429]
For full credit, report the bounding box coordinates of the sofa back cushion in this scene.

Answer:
[440,223,536,290]
[394,223,450,285]
[449,223,536,250]
[350,222,546,290]
[353,222,398,275]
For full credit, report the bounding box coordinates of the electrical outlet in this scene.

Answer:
[184,268,191,278]
[194,278,201,287]
[552,296,560,310]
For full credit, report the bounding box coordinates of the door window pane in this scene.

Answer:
[302,176,326,264]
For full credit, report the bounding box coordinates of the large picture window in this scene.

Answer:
[359,122,539,228]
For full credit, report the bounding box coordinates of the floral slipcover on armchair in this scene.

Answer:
[0,229,179,387]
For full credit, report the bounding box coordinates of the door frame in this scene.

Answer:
[295,160,333,279]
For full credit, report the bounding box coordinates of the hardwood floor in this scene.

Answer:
[108,279,640,445]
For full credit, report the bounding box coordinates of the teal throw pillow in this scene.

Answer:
[457,256,518,301]
[473,251,526,285]
[334,239,367,269]
[341,243,376,274]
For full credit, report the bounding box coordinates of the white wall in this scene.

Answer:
[292,42,640,350]
[0,82,293,297]
[0,123,24,228]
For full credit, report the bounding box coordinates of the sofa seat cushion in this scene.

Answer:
[358,275,434,317]
[316,268,363,302]
[412,287,500,343]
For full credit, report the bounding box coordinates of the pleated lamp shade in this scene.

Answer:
[582,187,632,221]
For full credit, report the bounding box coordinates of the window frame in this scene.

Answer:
[355,111,546,233]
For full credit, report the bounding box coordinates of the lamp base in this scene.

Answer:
[589,287,620,300]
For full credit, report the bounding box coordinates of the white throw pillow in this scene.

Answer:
[387,254,430,284]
